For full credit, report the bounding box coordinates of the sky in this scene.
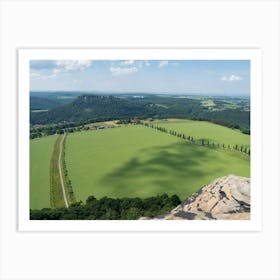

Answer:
[30,60,250,95]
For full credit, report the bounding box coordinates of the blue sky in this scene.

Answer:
[30,60,250,95]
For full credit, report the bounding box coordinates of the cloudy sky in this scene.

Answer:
[30,60,250,95]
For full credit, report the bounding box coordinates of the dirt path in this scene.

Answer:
[58,133,69,208]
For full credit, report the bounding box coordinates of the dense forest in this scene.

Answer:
[30,193,181,220]
[30,97,62,111]
[30,94,250,133]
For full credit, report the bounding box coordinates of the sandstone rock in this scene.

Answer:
[154,175,250,220]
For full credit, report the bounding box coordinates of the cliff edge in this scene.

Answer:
[145,175,250,220]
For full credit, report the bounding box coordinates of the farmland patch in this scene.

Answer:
[65,125,249,202]
[30,135,57,209]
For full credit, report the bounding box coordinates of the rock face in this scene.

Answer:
[154,175,250,220]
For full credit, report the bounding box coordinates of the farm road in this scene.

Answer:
[58,133,69,208]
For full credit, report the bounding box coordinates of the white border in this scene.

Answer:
[18,49,262,231]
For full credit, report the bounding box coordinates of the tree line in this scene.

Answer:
[30,193,181,220]
[61,134,75,204]
[30,117,113,139]
[30,95,250,136]
[143,123,250,155]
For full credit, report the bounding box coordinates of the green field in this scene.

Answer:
[30,135,57,209]
[201,100,216,107]
[49,135,68,208]
[153,119,250,148]
[65,125,250,202]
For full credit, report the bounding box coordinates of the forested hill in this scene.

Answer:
[30,96,61,111]
[30,94,250,132]
[30,94,201,124]
[31,95,155,124]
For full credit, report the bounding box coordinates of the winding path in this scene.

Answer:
[58,133,69,208]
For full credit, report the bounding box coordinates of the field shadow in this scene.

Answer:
[99,142,230,198]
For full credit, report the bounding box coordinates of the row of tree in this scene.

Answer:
[30,193,181,220]
[30,117,144,139]
[143,123,250,155]
[30,123,92,139]
[61,134,75,204]
[30,95,250,136]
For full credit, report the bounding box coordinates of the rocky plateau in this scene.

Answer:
[141,175,250,220]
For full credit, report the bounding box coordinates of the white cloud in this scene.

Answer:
[52,68,62,76]
[30,72,41,78]
[73,79,82,83]
[136,61,143,68]
[30,60,93,80]
[158,60,168,68]
[109,60,151,76]
[144,60,151,67]
[121,60,135,65]
[123,60,144,68]
[30,71,54,80]
[221,74,243,82]
[110,66,138,76]
[55,60,92,72]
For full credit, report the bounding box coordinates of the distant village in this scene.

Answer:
[30,118,144,139]
[88,125,113,131]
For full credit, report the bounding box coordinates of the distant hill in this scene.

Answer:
[30,92,81,105]
[30,94,250,132]
[30,95,153,124]
[30,97,61,111]
[30,94,201,124]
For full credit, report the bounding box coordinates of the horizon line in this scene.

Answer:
[30,90,250,96]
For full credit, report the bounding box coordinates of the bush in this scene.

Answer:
[30,193,181,220]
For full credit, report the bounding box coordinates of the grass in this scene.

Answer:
[65,125,250,202]
[49,134,67,208]
[30,135,57,209]
[153,119,250,148]
[201,100,216,107]
[222,101,240,109]
[61,135,76,204]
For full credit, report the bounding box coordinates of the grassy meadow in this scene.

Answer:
[65,125,250,202]
[30,135,57,209]
[154,119,250,148]
[49,135,67,208]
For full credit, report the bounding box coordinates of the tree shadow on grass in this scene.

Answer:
[99,141,234,199]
